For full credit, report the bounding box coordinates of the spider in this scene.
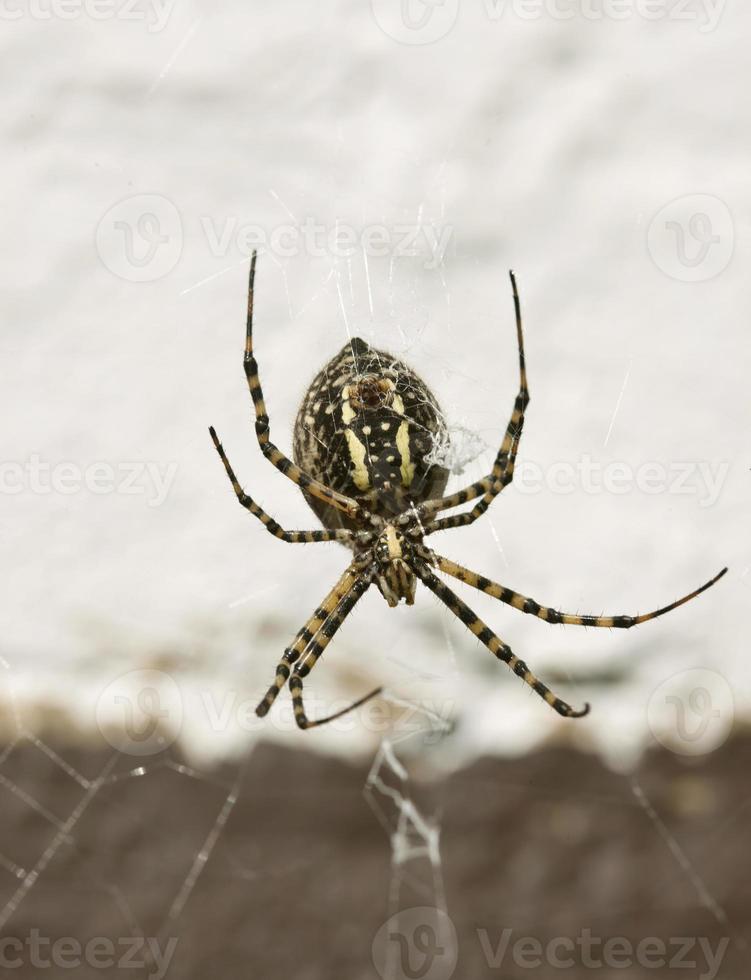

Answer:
[209,252,727,730]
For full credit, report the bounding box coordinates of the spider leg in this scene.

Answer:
[290,677,382,730]
[419,270,529,525]
[289,570,380,729]
[426,420,522,534]
[413,560,589,718]
[255,562,374,720]
[428,552,728,628]
[242,251,366,525]
[255,563,363,717]
[209,426,354,545]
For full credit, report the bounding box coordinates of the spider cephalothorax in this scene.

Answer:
[366,520,419,607]
[209,252,727,730]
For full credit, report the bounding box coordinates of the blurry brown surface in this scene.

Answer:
[0,733,748,979]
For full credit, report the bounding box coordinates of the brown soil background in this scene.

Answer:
[0,732,748,979]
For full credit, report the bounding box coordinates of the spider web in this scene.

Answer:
[0,722,239,976]
[292,244,494,493]
[0,230,491,974]
[0,644,459,978]
[3,647,746,979]
[2,252,745,980]
[363,713,456,980]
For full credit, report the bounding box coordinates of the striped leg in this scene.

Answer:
[427,420,522,533]
[290,572,381,729]
[431,553,728,628]
[209,426,353,544]
[255,563,372,718]
[289,679,382,731]
[414,561,589,718]
[242,252,364,525]
[421,270,529,525]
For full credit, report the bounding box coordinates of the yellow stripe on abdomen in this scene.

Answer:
[396,420,415,487]
[344,428,370,490]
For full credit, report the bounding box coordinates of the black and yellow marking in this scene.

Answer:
[432,554,728,629]
[292,331,449,528]
[414,562,589,718]
[237,251,365,524]
[209,426,354,545]
[255,564,364,718]
[290,677,382,730]
[288,571,381,729]
[421,270,528,530]
[212,257,727,732]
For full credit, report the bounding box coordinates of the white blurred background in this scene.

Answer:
[1,0,748,766]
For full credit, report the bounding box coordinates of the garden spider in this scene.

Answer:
[209,252,727,730]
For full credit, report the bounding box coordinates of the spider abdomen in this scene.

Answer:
[293,337,449,529]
